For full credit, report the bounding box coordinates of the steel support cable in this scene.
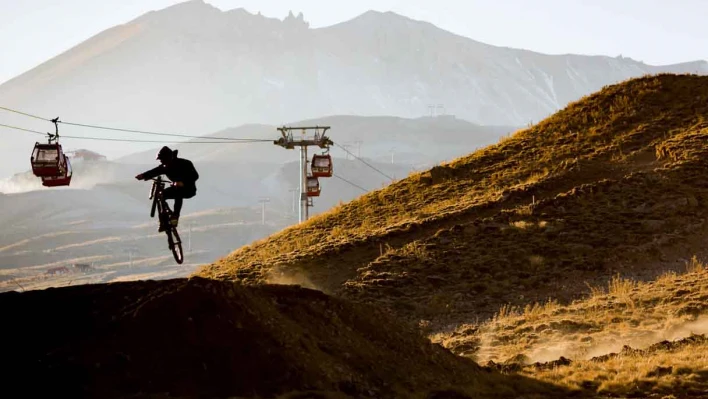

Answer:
[0,106,51,122]
[59,121,272,142]
[0,122,269,144]
[0,123,46,136]
[0,106,271,142]
[332,173,368,192]
[59,136,268,144]
[333,142,394,181]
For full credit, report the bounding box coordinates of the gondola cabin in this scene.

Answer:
[306,176,321,197]
[31,143,64,177]
[30,143,72,187]
[311,154,333,178]
[41,154,72,187]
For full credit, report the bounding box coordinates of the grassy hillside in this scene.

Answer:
[197,73,708,328]
[435,261,708,398]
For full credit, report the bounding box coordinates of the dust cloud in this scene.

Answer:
[0,161,121,194]
[521,316,708,363]
[265,268,321,292]
[0,178,43,194]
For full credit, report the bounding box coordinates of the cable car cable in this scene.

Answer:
[60,135,268,144]
[333,142,394,181]
[0,106,271,142]
[0,123,46,136]
[0,122,269,144]
[0,106,51,122]
[332,173,368,193]
[59,120,272,142]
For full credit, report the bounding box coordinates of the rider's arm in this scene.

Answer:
[138,165,165,180]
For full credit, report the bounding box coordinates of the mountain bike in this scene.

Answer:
[148,176,184,264]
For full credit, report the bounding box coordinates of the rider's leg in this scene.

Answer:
[173,197,184,219]
[178,189,195,221]
[162,187,185,226]
[157,200,169,233]
[165,187,195,216]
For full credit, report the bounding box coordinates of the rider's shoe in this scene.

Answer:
[158,223,167,233]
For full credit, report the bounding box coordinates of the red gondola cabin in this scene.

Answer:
[31,143,63,177]
[31,143,72,187]
[41,154,72,187]
[306,176,321,197]
[311,154,333,178]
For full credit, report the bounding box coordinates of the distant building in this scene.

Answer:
[46,266,70,276]
[70,149,106,162]
[73,263,94,273]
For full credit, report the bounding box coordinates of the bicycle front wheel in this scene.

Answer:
[150,195,158,218]
[167,228,184,264]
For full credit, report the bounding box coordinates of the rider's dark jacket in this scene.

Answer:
[141,158,199,192]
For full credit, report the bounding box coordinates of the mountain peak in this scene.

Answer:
[137,0,222,25]
[324,9,440,35]
[161,0,219,14]
[353,10,417,24]
[284,9,309,27]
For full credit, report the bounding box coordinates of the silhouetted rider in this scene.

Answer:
[135,146,199,230]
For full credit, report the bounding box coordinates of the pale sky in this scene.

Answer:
[0,0,706,85]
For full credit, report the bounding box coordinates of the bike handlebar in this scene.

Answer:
[148,177,172,200]
[149,177,173,184]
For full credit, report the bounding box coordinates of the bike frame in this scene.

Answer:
[149,176,184,264]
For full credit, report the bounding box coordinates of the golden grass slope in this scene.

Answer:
[197,73,708,328]
[437,261,708,398]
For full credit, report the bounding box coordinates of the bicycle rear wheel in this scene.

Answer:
[167,228,184,264]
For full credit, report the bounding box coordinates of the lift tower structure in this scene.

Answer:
[274,126,332,223]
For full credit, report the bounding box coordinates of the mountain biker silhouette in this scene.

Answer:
[135,146,199,231]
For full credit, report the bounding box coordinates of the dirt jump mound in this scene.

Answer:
[0,277,550,398]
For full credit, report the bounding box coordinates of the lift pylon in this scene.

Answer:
[274,126,332,223]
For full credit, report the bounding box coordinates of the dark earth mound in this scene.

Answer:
[0,277,567,398]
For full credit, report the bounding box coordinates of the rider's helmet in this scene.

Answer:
[156,146,175,162]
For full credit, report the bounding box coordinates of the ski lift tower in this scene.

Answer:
[274,126,332,223]
[258,197,271,225]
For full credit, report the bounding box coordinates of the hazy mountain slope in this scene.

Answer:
[115,114,515,215]
[0,158,288,289]
[0,114,467,285]
[197,74,708,328]
[1,0,705,176]
[314,10,706,125]
[0,136,422,291]
[117,115,515,169]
